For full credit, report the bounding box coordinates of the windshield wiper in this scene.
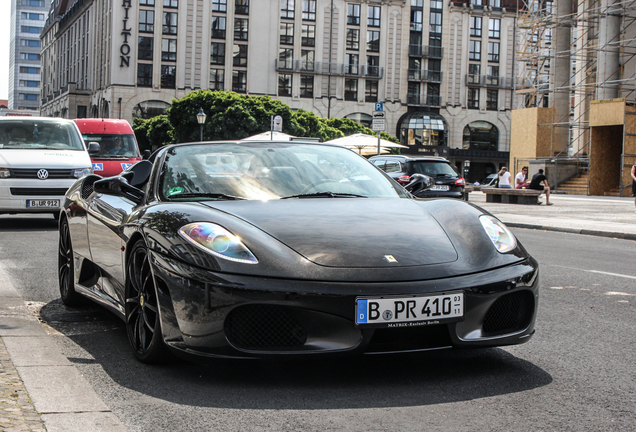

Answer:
[282,192,367,199]
[172,193,246,200]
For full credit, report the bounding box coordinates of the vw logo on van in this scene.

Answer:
[37,169,49,180]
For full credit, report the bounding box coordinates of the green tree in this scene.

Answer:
[132,118,151,151]
[146,115,174,148]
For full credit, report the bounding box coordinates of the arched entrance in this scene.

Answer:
[398,111,448,156]
[462,121,499,151]
[132,100,171,119]
[344,112,373,128]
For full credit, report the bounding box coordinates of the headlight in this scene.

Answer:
[179,222,258,264]
[479,215,517,253]
[73,167,93,178]
[0,168,10,179]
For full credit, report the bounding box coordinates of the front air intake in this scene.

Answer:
[482,290,534,336]
[225,305,307,350]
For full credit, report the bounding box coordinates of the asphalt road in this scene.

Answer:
[0,214,635,431]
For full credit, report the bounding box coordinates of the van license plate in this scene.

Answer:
[26,200,60,208]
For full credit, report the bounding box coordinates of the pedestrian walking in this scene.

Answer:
[631,164,636,213]
[515,166,529,189]
[528,168,552,205]
[497,167,512,188]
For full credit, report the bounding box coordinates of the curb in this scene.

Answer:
[504,222,636,241]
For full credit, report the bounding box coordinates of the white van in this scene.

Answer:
[0,117,93,219]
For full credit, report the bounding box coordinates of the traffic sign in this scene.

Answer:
[272,115,283,132]
[373,111,385,119]
[375,102,384,111]
[372,118,386,131]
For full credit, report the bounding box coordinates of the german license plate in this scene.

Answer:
[356,293,464,327]
[430,185,450,191]
[26,199,60,208]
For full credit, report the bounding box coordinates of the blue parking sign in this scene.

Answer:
[92,163,103,171]
[375,102,383,111]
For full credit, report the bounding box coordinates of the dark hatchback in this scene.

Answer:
[369,155,465,199]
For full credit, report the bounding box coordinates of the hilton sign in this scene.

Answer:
[120,0,133,67]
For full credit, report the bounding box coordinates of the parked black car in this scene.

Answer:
[369,155,465,199]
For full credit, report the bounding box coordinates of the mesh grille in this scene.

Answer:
[81,181,95,200]
[483,290,534,336]
[225,305,307,350]
[9,168,75,179]
[10,188,69,196]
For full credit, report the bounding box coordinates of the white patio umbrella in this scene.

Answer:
[326,133,407,154]
[241,131,295,141]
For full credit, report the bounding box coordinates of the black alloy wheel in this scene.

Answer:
[125,240,169,363]
[58,218,82,305]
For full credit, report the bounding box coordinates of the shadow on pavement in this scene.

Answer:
[37,299,553,411]
[0,215,58,231]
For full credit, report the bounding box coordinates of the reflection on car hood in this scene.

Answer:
[0,149,90,168]
[202,198,458,268]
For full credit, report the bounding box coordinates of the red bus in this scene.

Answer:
[74,119,142,177]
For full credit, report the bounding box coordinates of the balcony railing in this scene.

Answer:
[464,74,515,89]
[275,60,384,78]
[406,94,442,106]
[408,69,443,83]
[408,45,444,58]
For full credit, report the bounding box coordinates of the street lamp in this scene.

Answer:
[196,108,206,141]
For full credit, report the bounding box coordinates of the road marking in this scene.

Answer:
[587,270,636,280]
[605,291,635,296]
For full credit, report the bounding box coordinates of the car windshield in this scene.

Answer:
[0,120,85,151]
[411,161,458,177]
[159,142,408,201]
[83,134,139,158]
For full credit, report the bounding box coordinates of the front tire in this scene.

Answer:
[58,218,82,305]
[125,240,169,363]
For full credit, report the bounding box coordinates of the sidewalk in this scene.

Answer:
[1,193,635,432]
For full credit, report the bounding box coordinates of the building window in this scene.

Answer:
[21,26,41,34]
[232,71,247,92]
[411,6,423,32]
[161,65,176,88]
[345,53,359,74]
[21,12,44,20]
[344,79,358,101]
[18,93,38,101]
[212,16,226,39]
[140,0,155,5]
[278,74,292,97]
[347,4,360,25]
[212,0,227,12]
[301,49,314,71]
[300,75,313,98]
[488,42,499,62]
[210,69,225,90]
[281,0,295,19]
[162,38,177,61]
[235,0,249,14]
[19,67,40,74]
[467,88,479,109]
[302,0,316,20]
[137,64,153,87]
[468,63,480,84]
[368,5,380,27]
[470,16,481,37]
[346,29,360,50]
[139,10,154,33]
[431,0,443,9]
[280,23,294,45]
[19,80,40,87]
[163,12,178,34]
[233,44,248,66]
[138,36,153,60]
[367,30,380,52]
[211,42,225,64]
[77,106,87,118]
[234,18,248,40]
[367,55,379,77]
[470,0,483,5]
[164,0,177,7]
[469,40,481,61]
[486,89,498,110]
[365,80,378,103]
[20,39,41,47]
[489,18,500,38]
[301,24,315,46]
[429,12,441,34]
[279,48,293,70]
[22,0,44,5]
[408,82,420,104]
[487,65,499,86]
[19,53,40,61]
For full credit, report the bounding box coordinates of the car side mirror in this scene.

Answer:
[93,176,144,204]
[87,142,100,155]
[122,160,153,189]
[404,173,434,195]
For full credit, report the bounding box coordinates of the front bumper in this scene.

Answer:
[0,178,75,213]
[150,252,539,359]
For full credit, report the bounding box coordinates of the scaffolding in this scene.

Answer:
[515,0,636,195]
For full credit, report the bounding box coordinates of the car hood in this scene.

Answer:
[0,149,91,168]
[201,198,458,268]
